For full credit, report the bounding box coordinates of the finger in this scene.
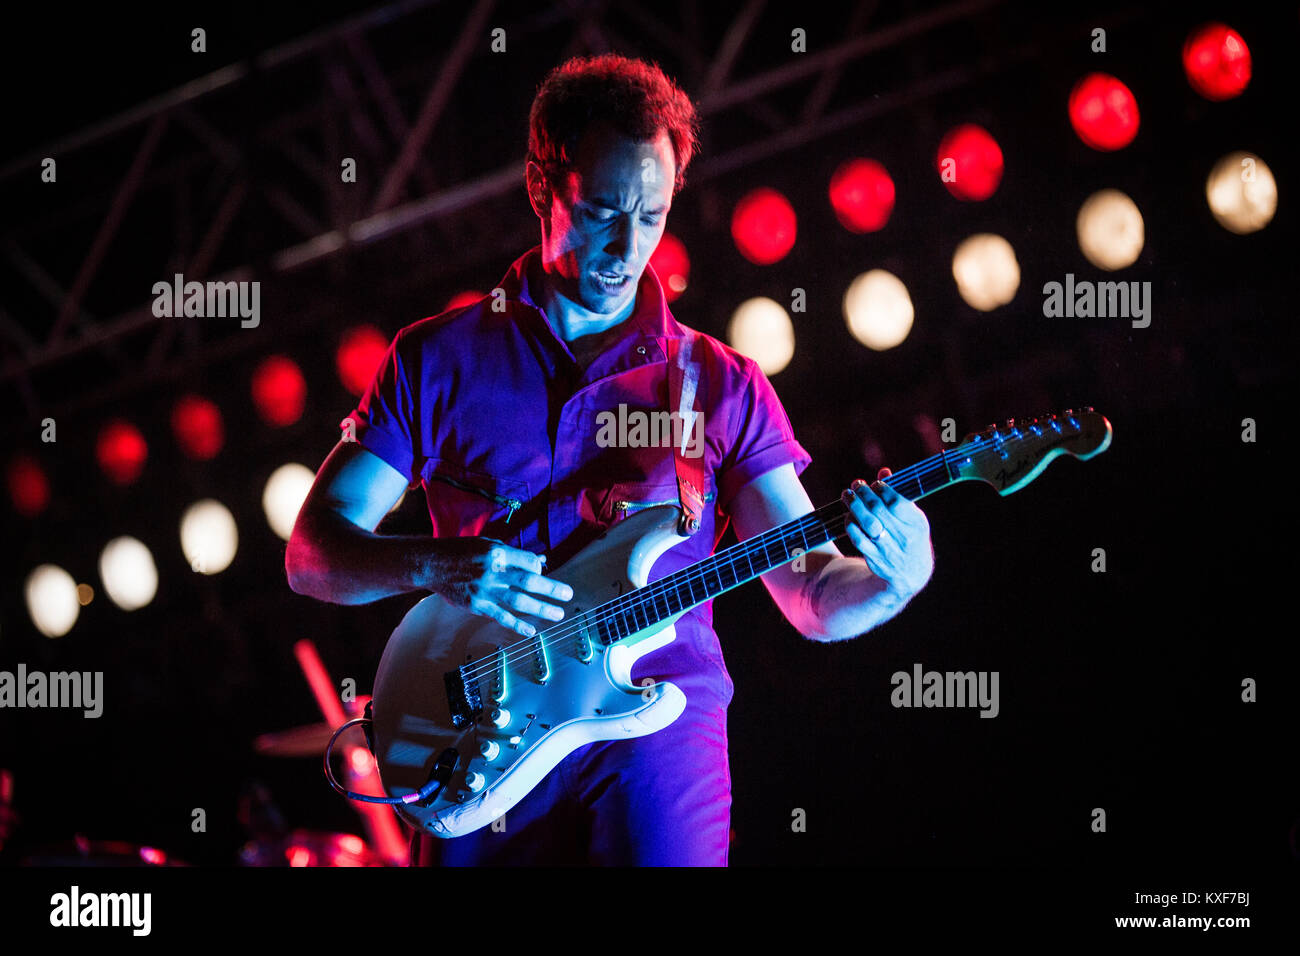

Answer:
[869,475,902,509]
[856,476,908,525]
[510,570,574,603]
[849,481,892,527]
[843,486,891,543]
[845,516,890,566]
[506,590,566,622]
[877,467,892,480]
[495,546,547,575]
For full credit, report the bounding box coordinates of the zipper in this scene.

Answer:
[429,472,522,523]
[614,490,716,516]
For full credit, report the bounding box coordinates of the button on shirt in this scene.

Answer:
[346,245,811,711]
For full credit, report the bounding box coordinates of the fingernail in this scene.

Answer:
[562,586,574,600]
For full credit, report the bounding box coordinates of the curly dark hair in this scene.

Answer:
[527,54,700,197]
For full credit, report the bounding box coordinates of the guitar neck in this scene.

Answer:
[581,407,1111,645]
[582,448,960,645]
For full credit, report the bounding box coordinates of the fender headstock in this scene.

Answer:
[948,408,1112,495]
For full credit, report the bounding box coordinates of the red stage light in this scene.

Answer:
[171,395,225,461]
[1183,23,1251,101]
[829,158,896,232]
[96,420,148,486]
[7,453,50,516]
[935,125,1004,201]
[251,356,307,427]
[649,232,690,301]
[445,290,483,311]
[1069,73,1140,151]
[731,188,797,265]
[336,325,390,396]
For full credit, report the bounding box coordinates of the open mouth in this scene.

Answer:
[591,270,630,292]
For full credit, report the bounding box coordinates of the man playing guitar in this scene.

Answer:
[285,54,934,866]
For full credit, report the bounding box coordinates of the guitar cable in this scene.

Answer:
[323,715,454,806]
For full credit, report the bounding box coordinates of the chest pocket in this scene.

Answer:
[423,459,529,547]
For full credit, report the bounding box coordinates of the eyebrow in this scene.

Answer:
[589,198,667,215]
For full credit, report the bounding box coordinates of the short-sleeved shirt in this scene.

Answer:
[345,245,810,711]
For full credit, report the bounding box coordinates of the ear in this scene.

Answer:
[525,160,551,219]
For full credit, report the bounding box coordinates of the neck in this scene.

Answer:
[533,254,636,343]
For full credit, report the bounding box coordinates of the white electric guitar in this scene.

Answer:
[370,408,1112,838]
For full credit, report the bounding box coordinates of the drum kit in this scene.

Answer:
[3,640,408,867]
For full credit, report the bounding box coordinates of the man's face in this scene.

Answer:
[532,120,676,314]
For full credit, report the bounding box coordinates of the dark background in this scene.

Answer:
[0,0,1293,871]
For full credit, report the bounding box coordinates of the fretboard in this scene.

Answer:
[582,445,962,646]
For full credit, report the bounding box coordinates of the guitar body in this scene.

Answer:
[371,505,690,839]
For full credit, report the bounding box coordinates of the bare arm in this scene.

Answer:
[727,464,933,642]
[285,441,571,634]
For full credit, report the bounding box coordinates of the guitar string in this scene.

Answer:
[453,431,1038,684]
[455,429,1069,684]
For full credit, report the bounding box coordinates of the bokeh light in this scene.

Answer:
[1206,151,1277,234]
[1183,23,1251,101]
[180,499,239,575]
[829,158,895,232]
[251,356,307,427]
[171,395,225,461]
[1069,73,1140,151]
[98,536,159,610]
[96,420,148,486]
[263,463,316,542]
[952,234,1021,311]
[843,270,914,350]
[649,231,690,301]
[1077,189,1145,270]
[935,124,1003,201]
[731,188,797,265]
[25,564,80,638]
[7,453,50,517]
[727,297,795,375]
[336,326,390,397]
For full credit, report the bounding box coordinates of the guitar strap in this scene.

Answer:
[666,333,729,550]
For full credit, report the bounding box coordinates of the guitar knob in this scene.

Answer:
[464,771,486,793]
[479,740,500,761]
[490,707,511,728]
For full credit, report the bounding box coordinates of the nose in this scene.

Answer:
[607,213,637,263]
